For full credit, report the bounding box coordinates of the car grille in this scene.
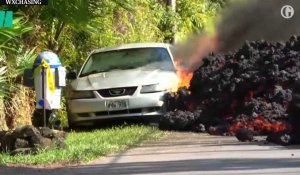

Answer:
[97,86,137,97]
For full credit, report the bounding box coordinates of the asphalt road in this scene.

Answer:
[2,133,300,175]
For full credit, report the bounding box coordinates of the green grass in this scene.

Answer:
[0,125,163,165]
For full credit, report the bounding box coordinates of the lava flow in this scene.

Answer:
[227,116,291,135]
[160,35,300,145]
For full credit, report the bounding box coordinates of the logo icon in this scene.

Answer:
[281,5,294,19]
[0,11,13,27]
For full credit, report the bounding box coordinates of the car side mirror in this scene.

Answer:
[66,72,77,80]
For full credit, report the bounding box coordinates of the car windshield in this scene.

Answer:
[80,47,175,77]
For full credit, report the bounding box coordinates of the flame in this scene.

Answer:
[174,61,193,89]
[170,34,217,92]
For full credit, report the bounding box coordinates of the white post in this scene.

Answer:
[166,0,176,44]
[168,0,176,11]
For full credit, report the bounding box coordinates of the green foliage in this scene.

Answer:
[56,96,68,128]
[0,125,163,165]
[0,17,32,50]
[0,67,7,98]
[0,15,33,99]
[14,47,37,76]
[0,0,226,129]
[176,0,225,40]
[39,0,98,50]
[157,5,180,42]
[42,0,94,26]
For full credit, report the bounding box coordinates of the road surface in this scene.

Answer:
[1,132,300,175]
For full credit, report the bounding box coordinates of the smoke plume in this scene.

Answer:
[174,0,300,70]
[218,0,300,52]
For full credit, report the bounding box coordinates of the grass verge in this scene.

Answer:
[0,125,163,165]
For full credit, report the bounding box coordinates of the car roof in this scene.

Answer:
[92,43,172,54]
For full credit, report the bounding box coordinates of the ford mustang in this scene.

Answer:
[66,43,179,127]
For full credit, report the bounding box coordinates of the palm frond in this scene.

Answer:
[15,47,37,76]
[0,17,32,50]
[0,66,8,98]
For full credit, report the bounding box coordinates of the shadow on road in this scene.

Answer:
[1,158,300,175]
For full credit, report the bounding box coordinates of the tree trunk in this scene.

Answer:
[166,0,176,44]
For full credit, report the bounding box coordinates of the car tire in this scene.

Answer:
[142,115,161,128]
[67,112,77,130]
[67,112,89,131]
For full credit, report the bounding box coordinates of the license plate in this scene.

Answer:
[106,100,128,111]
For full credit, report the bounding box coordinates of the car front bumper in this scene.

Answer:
[67,91,166,125]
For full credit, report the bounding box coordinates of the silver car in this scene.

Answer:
[66,43,179,127]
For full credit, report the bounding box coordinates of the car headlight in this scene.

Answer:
[70,91,95,99]
[140,84,166,93]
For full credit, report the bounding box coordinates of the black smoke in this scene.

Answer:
[218,0,300,52]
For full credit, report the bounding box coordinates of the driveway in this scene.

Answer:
[2,132,300,175]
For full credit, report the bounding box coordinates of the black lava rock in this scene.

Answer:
[267,131,292,146]
[235,128,254,142]
[288,80,300,142]
[159,110,195,131]
[0,125,67,154]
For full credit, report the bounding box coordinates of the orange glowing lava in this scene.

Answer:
[227,116,291,135]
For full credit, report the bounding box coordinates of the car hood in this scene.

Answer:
[71,69,179,90]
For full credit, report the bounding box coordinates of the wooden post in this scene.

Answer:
[42,68,46,127]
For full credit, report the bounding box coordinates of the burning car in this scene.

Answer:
[66,43,179,127]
